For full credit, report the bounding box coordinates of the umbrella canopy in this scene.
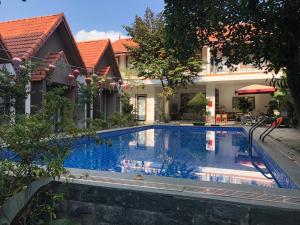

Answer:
[235,84,277,95]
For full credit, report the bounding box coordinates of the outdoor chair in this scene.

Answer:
[221,114,228,123]
[216,114,221,123]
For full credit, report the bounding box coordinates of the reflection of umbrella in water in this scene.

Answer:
[235,154,266,168]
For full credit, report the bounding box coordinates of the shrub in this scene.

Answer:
[121,92,134,114]
[238,97,254,114]
[187,93,208,121]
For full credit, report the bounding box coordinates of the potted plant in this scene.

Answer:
[187,93,208,126]
[238,97,254,114]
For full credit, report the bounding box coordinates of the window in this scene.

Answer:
[136,95,146,121]
[232,96,255,110]
[125,55,129,68]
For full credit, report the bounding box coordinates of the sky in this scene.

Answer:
[0,0,165,41]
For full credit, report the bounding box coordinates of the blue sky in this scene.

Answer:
[0,0,165,41]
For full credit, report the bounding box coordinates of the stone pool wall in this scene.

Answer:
[55,182,300,225]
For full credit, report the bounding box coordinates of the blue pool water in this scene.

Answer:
[65,126,297,189]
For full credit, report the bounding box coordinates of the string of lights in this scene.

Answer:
[0,47,145,81]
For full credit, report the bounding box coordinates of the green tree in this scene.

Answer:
[121,92,134,114]
[165,0,300,125]
[187,93,208,121]
[238,97,254,114]
[0,63,32,117]
[124,8,203,122]
[0,65,96,224]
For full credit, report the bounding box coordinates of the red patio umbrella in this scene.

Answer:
[235,84,277,95]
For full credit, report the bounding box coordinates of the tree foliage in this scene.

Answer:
[165,0,300,123]
[0,64,95,224]
[0,63,32,116]
[124,8,203,121]
[237,97,254,114]
[187,93,208,120]
[124,8,202,91]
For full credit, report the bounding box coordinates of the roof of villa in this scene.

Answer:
[112,38,138,54]
[77,39,110,69]
[0,14,86,72]
[77,39,121,78]
[0,34,11,62]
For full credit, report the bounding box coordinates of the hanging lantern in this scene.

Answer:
[85,77,92,85]
[121,83,129,91]
[48,64,56,73]
[67,74,75,81]
[91,73,98,79]
[73,69,80,79]
[19,65,26,71]
[12,57,22,67]
[109,82,116,89]
[87,68,93,75]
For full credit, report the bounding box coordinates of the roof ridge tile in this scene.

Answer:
[0,13,63,25]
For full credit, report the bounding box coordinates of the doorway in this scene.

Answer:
[136,95,146,121]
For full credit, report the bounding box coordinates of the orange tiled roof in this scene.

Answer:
[112,38,138,54]
[0,14,64,59]
[77,39,110,69]
[32,51,66,81]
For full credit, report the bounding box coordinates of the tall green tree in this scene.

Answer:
[124,8,203,122]
[165,0,300,125]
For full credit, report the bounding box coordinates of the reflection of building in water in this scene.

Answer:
[119,158,275,188]
[196,167,275,187]
[128,129,155,149]
[206,131,216,151]
[121,159,162,174]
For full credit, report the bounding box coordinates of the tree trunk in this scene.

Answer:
[286,64,300,128]
[163,96,170,123]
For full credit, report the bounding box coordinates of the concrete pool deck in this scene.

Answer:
[244,126,300,187]
[264,127,300,154]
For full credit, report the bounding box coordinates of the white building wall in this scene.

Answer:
[129,85,157,123]
[217,81,272,114]
[114,45,281,123]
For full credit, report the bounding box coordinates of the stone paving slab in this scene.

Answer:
[268,128,300,154]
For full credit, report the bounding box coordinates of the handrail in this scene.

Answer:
[248,116,269,156]
[250,158,273,180]
[260,117,283,142]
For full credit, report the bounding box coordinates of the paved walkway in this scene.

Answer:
[262,128,300,155]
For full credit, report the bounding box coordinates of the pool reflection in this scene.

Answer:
[65,128,277,188]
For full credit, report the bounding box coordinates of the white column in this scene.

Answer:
[204,46,211,74]
[90,101,93,119]
[25,82,31,114]
[206,84,215,117]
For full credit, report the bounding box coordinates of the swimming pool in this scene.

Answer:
[65,125,298,189]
